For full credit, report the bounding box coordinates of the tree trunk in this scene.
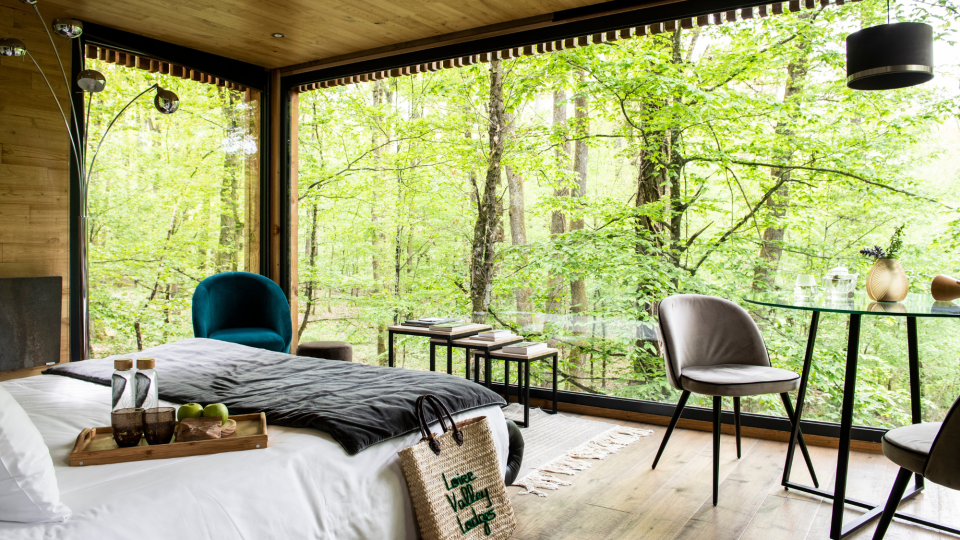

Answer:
[545,88,570,316]
[297,203,319,339]
[371,80,388,364]
[469,59,507,324]
[504,112,532,324]
[217,90,241,272]
[753,22,811,290]
[569,73,590,387]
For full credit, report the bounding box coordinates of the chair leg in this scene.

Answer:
[713,396,721,506]
[872,467,913,540]
[734,397,742,459]
[780,393,819,488]
[652,390,691,469]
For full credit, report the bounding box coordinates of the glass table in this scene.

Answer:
[744,292,960,539]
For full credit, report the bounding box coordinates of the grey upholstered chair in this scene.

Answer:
[653,294,818,505]
[872,394,960,539]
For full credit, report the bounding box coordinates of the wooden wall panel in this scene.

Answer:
[0,0,74,373]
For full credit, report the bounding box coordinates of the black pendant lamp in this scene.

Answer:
[846,2,933,90]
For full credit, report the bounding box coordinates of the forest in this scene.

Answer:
[88,0,960,428]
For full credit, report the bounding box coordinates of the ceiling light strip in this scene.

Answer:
[296,0,857,93]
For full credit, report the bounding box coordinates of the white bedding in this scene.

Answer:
[0,374,508,539]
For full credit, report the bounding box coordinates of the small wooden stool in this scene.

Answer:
[296,341,353,362]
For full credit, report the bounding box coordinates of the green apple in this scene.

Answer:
[177,403,203,421]
[202,403,229,424]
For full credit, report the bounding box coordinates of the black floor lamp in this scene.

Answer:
[0,0,181,360]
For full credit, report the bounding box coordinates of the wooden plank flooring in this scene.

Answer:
[508,414,959,540]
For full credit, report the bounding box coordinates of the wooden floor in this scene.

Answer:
[507,414,960,540]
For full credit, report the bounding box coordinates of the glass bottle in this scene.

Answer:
[135,358,158,411]
[111,358,136,411]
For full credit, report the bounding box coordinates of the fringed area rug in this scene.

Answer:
[502,404,653,497]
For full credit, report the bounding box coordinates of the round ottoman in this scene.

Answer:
[296,341,353,362]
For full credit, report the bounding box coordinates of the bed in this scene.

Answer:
[0,339,512,539]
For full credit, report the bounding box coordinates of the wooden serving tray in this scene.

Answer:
[69,413,268,467]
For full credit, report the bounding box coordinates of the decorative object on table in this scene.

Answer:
[474,330,517,341]
[405,317,460,328]
[134,358,158,410]
[69,413,268,466]
[931,275,960,301]
[0,277,62,372]
[861,225,909,302]
[177,403,204,421]
[501,341,547,355]
[110,408,144,448]
[822,265,859,300]
[845,0,933,91]
[871,393,960,540]
[202,403,230,424]
[398,395,516,540]
[142,407,176,445]
[655,294,818,506]
[0,1,182,358]
[793,274,819,300]
[297,341,354,362]
[192,272,293,353]
[0,385,71,523]
[175,417,222,442]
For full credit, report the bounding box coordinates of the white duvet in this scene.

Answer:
[0,374,508,539]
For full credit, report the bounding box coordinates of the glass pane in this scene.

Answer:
[87,60,260,356]
[296,3,960,429]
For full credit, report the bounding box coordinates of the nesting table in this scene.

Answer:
[744,292,960,539]
[428,334,523,378]
[471,347,559,427]
[386,324,490,369]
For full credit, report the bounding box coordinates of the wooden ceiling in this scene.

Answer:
[25,0,618,70]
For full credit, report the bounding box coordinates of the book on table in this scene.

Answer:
[428,322,475,332]
[502,342,548,355]
[404,317,459,328]
[473,330,517,341]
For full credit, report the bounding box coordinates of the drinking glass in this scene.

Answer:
[143,407,177,445]
[794,274,818,299]
[111,408,144,447]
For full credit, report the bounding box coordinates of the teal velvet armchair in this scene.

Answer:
[192,272,292,353]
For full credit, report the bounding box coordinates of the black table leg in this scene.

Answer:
[524,359,531,427]
[429,343,435,372]
[907,316,924,491]
[446,340,453,375]
[783,310,819,486]
[552,353,558,414]
[465,347,471,380]
[830,313,862,540]
[504,360,510,401]
[484,352,492,389]
[388,330,395,367]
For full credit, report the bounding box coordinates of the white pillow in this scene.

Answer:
[0,384,71,523]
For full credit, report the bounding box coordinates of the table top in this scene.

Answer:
[388,324,492,337]
[743,291,960,318]
[431,335,524,348]
[471,348,560,360]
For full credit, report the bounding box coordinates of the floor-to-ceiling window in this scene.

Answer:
[295,0,960,427]
[86,54,260,356]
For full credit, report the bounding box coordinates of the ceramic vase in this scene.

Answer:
[931,275,960,301]
[865,258,909,302]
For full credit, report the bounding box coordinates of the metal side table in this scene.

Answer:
[428,335,523,377]
[386,324,490,368]
[472,347,559,427]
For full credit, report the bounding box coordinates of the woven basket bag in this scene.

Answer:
[399,395,516,540]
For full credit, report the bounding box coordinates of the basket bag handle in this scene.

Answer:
[415,394,464,455]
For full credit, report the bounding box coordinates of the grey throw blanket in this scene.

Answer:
[44,338,505,455]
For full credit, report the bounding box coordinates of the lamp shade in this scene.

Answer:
[52,19,83,39]
[154,87,179,114]
[846,22,933,90]
[77,69,106,92]
[0,38,27,57]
